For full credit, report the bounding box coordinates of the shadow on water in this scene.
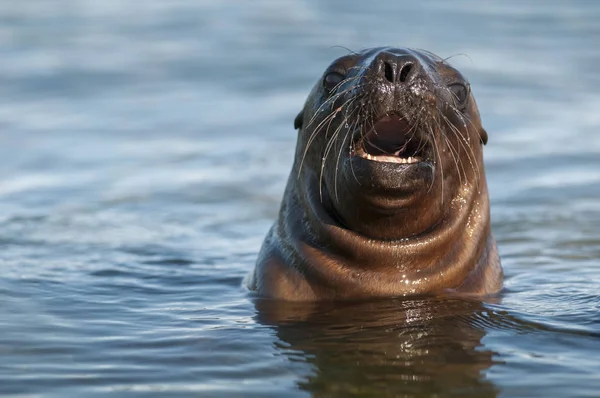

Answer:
[254,297,502,397]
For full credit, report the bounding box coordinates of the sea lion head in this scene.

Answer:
[250,47,502,300]
[293,47,489,240]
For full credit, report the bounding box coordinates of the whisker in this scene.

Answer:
[303,80,365,131]
[429,122,444,204]
[334,107,361,202]
[319,97,362,201]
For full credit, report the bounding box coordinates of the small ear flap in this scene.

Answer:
[480,128,488,145]
[294,109,304,130]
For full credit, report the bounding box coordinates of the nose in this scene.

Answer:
[375,52,419,84]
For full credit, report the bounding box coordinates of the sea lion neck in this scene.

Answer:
[273,168,493,299]
[297,168,489,275]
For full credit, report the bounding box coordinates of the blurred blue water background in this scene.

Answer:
[1,1,599,397]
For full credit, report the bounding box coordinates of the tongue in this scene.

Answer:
[363,115,411,156]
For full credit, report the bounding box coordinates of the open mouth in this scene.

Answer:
[354,115,428,164]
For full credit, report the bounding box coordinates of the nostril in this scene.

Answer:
[399,63,413,83]
[384,61,394,83]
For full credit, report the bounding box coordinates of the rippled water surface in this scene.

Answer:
[1,1,600,397]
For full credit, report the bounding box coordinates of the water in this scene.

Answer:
[1,1,599,396]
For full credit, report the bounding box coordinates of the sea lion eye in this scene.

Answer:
[323,71,345,92]
[448,83,469,110]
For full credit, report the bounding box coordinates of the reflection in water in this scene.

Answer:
[255,298,501,397]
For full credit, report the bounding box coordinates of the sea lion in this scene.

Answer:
[248,47,502,301]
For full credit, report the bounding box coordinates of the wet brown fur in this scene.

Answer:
[248,47,502,301]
